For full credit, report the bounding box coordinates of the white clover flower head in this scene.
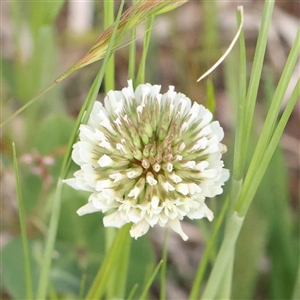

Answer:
[64,80,229,241]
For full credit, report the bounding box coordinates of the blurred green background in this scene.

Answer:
[1,1,299,299]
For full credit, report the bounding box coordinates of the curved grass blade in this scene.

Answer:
[1,0,187,128]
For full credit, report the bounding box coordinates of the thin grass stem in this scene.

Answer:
[236,29,300,215]
[227,7,246,222]
[160,229,169,300]
[85,224,131,299]
[189,195,229,300]
[200,212,244,299]
[237,79,300,217]
[128,27,137,80]
[139,260,163,300]
[136,16,155,85]
[242,1,275,160]
[12,143,33,300]
[104,1,115,92]
[127,284,139,300]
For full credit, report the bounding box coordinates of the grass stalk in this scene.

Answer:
[237,78,300,217]
[85,224,131,299]
[135,16,155,86]
[241,0,274,162]
[160,230,169,300]
[104,1,115,92]
[128,26,137,80]
[201,212,244,299]
[189,195,229,299]
[139,260,163,300]
[12,143,33,300]
[236,28,300,215]
[226,8,247,221]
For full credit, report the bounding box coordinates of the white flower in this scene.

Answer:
[64,80,229,241]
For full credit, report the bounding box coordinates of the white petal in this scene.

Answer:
[126,208,143,223]
[176,183,189,195]
[127,167,143,179]
[203,204,214,221]
[130,220,150,239]
[103,211,127,228]
[95,179,115,190]
[76,201,100,216]
[194,161,209,171]
[109,172,127,183]
[151,196,159,209]
[146,172,158,186]
[169,172,182,183]
[98,154,114,167]
[168,219,188,241]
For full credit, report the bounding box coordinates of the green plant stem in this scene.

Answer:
[85,224,131,299]
[292,259,300,300]
[201,212,244,299]
[128,27,137,81]
[104,1,115,92]
[139,260,163,300]
[12,143,33,300]
[1,83,56,128]
[189,195,229,300]
[237,79,300,217]
[226,9,246,220]
[36,179,63,299]
[136,16,155,85]
[160,230,168,300]
[242,0,275,156]
[114,235,132,298]
[236,28,300,215]
[128,284,139,300]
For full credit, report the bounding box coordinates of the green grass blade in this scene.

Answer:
[112,233,132,299]
[128,27,137,80]
[36,179,63,299]
[227,9,247,216]
[236,27,300,215]
[104,1,115,92]
[189,195,229,300]
[292,261,300,300]
[160,230,168,300]
[139,260,163,300]
[216,253,234,299]
[200,212,244,299]
[12,143,33,300]
[0,83,56,128]
[136,16,155,85]
[85,224,131,299]
[127,283,139,300]
[242,0,275,167]
[237,78,299,217]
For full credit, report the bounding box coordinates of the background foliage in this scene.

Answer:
[1,1,299,299]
